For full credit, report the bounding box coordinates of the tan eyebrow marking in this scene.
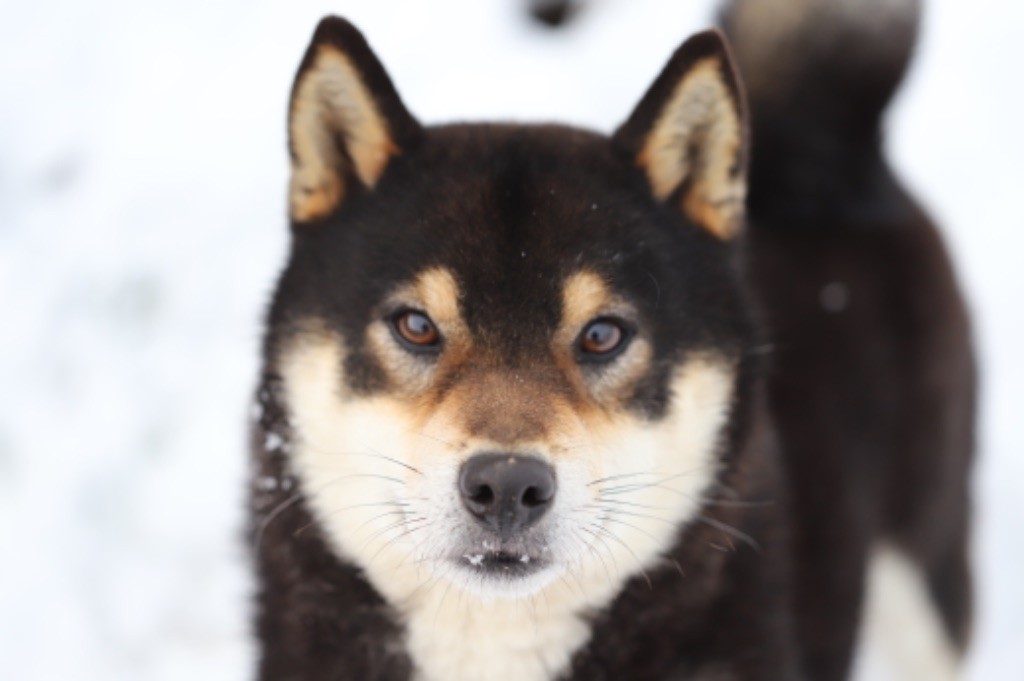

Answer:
[557,271,614,348]
[413,267,462,330]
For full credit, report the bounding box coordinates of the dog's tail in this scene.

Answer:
[528,0,581,28]
[720,0,921,221]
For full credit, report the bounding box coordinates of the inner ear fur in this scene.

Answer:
[288,17,422,224]
[613,30,749,240]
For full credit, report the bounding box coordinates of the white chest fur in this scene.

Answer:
[402,589,591,681]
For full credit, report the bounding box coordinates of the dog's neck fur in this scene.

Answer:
[402,591,591,681]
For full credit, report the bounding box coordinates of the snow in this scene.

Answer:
[0,0,1020,679]
[263,431,285,453]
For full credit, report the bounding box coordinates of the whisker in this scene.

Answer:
[399,557,450,606]
[393,535,428,575]
[566,558,587,601]
[359,516,424,552]
[301,441,423,476]
[353,508,412,534]
[292,501,410,538]
[593,497,666,511]
[367,518,431,566]
[587,471,663,487]
[253,491,305,555]
[404,429,461,451]
[433,568,458,627]
[589,506,677,529]
[586,522,653,590]
[572,527,613,587]
[598,481,687,497]
[288,471,410,486]
[596,515,665,545]
[697,514,760,551]
[663,556,686,578]
[578,524,622,578]
[694,496,775,509]
[253,469,410,554]
[596,465,715,496]
[555,570,585,600]
[599,486,772,510]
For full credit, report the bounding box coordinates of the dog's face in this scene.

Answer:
[267,19,751,603]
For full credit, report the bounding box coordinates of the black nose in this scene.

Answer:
[459,453,556,537]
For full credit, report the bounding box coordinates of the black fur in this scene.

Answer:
[250,6,974,679]
[721,0,976,677]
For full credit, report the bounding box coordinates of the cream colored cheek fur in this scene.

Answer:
[282,335,735,681]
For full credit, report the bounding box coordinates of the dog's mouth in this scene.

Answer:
[439,540,562,598]
[446,532,557,584]
[459,548,547,575]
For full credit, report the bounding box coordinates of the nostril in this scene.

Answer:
[469,484,495,506]
[521,486,549,508]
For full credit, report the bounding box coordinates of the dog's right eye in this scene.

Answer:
[391,310,442,351]
[576,317,632,362]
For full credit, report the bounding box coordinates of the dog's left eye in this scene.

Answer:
[578,318,631,360]
[391,310,441,350]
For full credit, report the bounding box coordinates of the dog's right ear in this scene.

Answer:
[613,31,748,241]
[287,17,422,224]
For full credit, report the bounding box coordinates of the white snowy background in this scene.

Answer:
[0,0,1020,679]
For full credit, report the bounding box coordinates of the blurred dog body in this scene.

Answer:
[722,0,975,678]
[249,1,974,679]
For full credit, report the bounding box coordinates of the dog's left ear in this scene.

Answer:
[613,30,748,240]
[287,17,422,224]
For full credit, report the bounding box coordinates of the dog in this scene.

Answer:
[249,1,975,679]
